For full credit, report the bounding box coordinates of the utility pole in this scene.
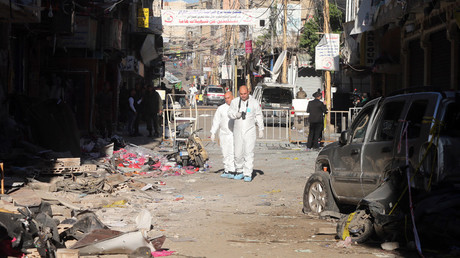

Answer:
[323,0,332,125]
[281,0,288,84]
[233,26,238,95]
[245,0,251,91]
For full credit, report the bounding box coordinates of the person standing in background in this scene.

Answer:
[296,87,307,99]
[133,82,144,136]
[306,91,326,150]
[127,88,137,136]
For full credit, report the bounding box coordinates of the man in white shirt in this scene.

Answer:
[228,86,264,182]
[210,91,235,178]
[189,84,198,107]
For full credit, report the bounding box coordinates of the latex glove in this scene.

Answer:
[211,133,215,142]
[235,112,242,119]
[259,130,264,139]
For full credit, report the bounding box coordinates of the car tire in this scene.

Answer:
[302,172,339,214]
[336,211,374,243]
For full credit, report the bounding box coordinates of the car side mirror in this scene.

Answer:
[339,130,349,145]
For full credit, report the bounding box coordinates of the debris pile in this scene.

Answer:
[0,200,167,257]
[0,135,209,257]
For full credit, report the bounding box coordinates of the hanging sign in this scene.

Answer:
[138,8,149,28]
[315,33,340,71]
[245,40,253,54]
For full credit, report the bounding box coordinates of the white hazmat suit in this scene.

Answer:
[210,103,235,173]
[228,95,264,177]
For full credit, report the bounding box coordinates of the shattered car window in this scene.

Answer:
[372,101,405,142]
[351,107,373,143]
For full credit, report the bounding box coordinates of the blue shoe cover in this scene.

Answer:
[233,173,244,180]
[244,176,252,182]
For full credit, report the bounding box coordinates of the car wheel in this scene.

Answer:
[303,172,339,214]
[336,210,374,243]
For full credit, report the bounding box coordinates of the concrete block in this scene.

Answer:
[56,249,80,258]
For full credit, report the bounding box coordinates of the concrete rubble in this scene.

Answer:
[0,135,206,257]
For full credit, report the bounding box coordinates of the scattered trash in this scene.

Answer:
[265,189,281,194]
[295,249,312,253]
[103,200,127,208]
[336,236,352,248]
[135,209,152,231]
[381,242,399,251]
[152,250,176,257]
[141,183,155,191]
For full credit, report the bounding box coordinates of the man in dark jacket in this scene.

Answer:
[306,91,326,150]
[143,85,163,137]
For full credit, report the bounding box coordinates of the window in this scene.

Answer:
[351,107,373,143]
[442,102,460,137]
[208,87,224,93]
[406,100,428,139]
[262,88,293,104]
[372,101,405,142]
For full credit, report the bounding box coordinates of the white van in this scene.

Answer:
[253,82,294,125]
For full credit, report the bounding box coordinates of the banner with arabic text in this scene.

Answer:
[161,9,267,26]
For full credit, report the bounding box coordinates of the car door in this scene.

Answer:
[330,102,378,201]
[360,96,408,196]
[398,93,441,189]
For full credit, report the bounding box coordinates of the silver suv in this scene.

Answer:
[303,90,460,214]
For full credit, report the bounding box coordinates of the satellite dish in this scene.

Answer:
[272,50,287,74]
[271,50,287,82]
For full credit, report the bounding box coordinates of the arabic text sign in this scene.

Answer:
[315,34,340,71]
[161,9,264,26]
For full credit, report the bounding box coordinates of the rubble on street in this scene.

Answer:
[0,135,207,257]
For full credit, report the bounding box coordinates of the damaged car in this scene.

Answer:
[302,89,460,244]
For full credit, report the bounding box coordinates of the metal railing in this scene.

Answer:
[162,105,363,144]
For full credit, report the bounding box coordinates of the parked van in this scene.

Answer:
[253,82,294,125]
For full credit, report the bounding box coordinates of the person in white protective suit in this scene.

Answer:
[210,91,236,178]
[228,85,264,182]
